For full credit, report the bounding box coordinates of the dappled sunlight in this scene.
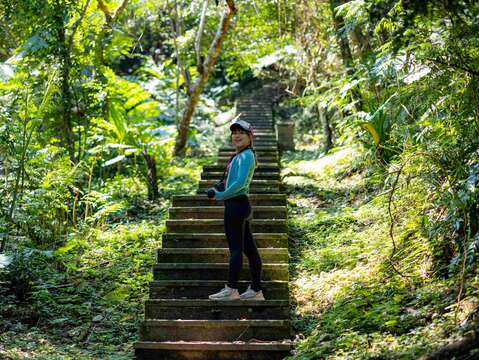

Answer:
[287,147,360,179]
[292,264,375,314]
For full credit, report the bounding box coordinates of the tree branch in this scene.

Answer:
[112,0,130,22]
[174,0,237,155]
[97,0,112,23]
[420,329,479,360]
[429,57,479,77]
[171,0,192,94]
[195,0,209,74]
[68,0,92,53]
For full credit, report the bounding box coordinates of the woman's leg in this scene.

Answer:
[243,217,262,291]
[224,200,247,289]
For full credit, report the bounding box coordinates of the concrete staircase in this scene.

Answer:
[135,87,292,359]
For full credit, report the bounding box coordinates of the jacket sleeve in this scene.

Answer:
[215,151,254,200]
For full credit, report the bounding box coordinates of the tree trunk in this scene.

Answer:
[350,25,371,59]
[142,150,159,201]
[96,0,130,121]
[318,105,333,153]
[330,0,353,69]
[173,0,237,156]
[419,329,479,360]
[55,1,76,163]
[330,0,364,112]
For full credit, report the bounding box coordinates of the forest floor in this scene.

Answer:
[283,138,479,359]
[1,137,478,359]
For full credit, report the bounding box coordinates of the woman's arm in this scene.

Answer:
[215,151,254,200]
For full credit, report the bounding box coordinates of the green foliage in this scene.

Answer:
[283,144,479,359]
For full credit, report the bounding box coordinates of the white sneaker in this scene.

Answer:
[209,285,240,301]
[239,286,265,300]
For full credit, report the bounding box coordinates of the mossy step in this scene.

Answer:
[216,156,278,163]
[166,219,287,233]
[140,319,291,342]
[162,232,288,248]
[237,110,272,114]
[169,206,286,220]
[217,154,278,161]
[157,248,288,263]
[172,194,286,207]
[198,179,280,187]
[217,151,278,158]
[149,280,289,299]
[220,146,277,152]
[201,172,280,181]
[153,263,289,281]
[144,299,289,320]
[237,111,272,115]
[203,164,279,173]
[196,188,280,195]
[247,134,277,138]
[134,340,292,360]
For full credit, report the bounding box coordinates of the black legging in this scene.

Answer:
[224,195,262,291]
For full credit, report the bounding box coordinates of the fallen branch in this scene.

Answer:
[419,329,479,360]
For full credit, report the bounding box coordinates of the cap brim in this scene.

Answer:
[230,123,244,131]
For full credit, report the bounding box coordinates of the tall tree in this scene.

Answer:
[173,0,237,156]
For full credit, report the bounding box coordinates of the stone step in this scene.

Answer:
[171,194,287,207]
[242,119,273,123]
[157,248,288,263]
[243,140,277,145]
[168,206,286,220]
[237,109,272,113]
[134,340,292,360]
[217,152,278,158]
[198,179,280,189]
[217,151,279,158]
[218,151,278,158]
[144,299,289,320]
[153,263,289,281]
[248,122,274,126]
[139,319,291,342]
[201,172,280,181]
[196,187,282,196]
[244,121,274,125]
[197,182,280,194]
[219,146,277,152]
[216,157,278,165]
[166,219,287,233]
[242,115,273,118]
[250,134,277,138]
[203,164,279,173]
[162,233,288,248]
[149,280,289,299]
[237,108,272,113]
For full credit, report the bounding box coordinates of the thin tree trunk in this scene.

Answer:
[349,25,371,58]
[96,0,130,121]
[330,0,363,111]
[55,0,76,163]
[318,105,333,153]
[174,0,237,156]
[330,0,353,69]
[195,0,209,74]
[142,150,159,201]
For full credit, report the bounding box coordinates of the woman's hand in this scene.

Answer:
[207,188,217,199]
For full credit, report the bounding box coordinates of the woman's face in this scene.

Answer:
[231,128,251,150]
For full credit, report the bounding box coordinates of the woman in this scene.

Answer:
[208,119,264,301]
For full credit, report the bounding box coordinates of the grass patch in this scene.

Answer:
[0,155,209,359]
[284,145,479,359]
